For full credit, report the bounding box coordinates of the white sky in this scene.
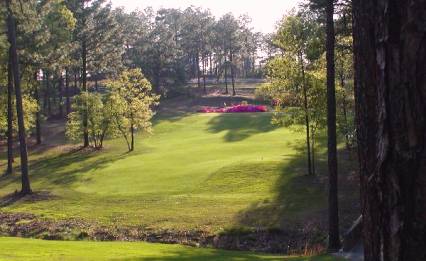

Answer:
[110,0,298,33]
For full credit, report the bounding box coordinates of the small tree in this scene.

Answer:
[66,92,111,149]
[335,36,355,151]
[265,56,327,176]
[106,69,159,152]
[265,10,323,176]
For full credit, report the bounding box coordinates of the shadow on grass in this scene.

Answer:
[118,250,332,261]
[118,250,285,261]
[152,111,195,125]
[0,146,145,205]
[235,156,327,229]
[0,191,59,207]
[207,113,278,142]
[234,136,359,232]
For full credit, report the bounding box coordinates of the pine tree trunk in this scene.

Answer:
[130,124,134,152]
[82,38,89,147]
[230,50,236,96]
[353,0,426,260]
[202,55,206,93]
[326,0,340,252]
[339,69,351,150]
[58,75,64,118]
[43,72,48,111]
[46,71,51,116]
[74,71,78,92]
[300,52,312,176]
[34,72,41,145]
[65,69,71,115]
[196,52,201,88]
[6,0,31,194]
[6,48,14,176]
[95,77,98,92]
[224,53,229,94]
[311,127,316,176]
[209,53,213,75]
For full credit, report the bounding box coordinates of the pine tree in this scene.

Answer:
[6,0,31,194]
[66,0,123,147]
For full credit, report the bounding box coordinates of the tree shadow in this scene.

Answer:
[115,248,332,261]
[0,146,146,205]
[116,248,287,261]
[234,136,360,234]
[31,147,147,187]
[207,113,279,142]
[0,191,59,208]
[152,111,195,125]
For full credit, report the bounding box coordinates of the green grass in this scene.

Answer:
[0,237,342,261]
[0,113,332,231]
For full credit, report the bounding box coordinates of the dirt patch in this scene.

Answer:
[0,211,327,254]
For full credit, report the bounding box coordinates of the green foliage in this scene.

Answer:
[66,92,104,148]
[258,10,327,175]
[274,9,324,62]
[106,68,159,151]
[66,69,159,150]
[0,92,39,138]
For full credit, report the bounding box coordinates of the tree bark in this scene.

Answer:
[6,48,14,176]
[130,123,134,152]
[82,37,89,147]
[6,0,31,194]
[326,0,340,252]
[34,71,41,145]
[94,77,98,92]
[230,49,236,96]
[224,51,229,94]
[209,53,213,75]
[339,67,351,150]
[202,55,207,93]
[196,52,201,88]
[58,74,64,118]
[46,71,51,116]
[299,52,312,176]
[74,71,78,92]
[353,0,426,260]
[65,69,71,115]
[311,126,316,176]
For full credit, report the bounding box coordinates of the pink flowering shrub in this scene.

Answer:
[198,104,267,113]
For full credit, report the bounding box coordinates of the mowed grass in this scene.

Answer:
[0,113,327,231]
[0,237,342,261]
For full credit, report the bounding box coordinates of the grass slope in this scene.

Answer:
[0,237,342,261]
[0,113,345,231]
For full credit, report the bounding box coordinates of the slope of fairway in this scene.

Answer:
[0,237,342,261]
[0,113,327,231]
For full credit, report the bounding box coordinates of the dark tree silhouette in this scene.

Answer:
[6,0,32,194]
[326,0,340,252]
[6,49,14,176]
[353,0,426,259]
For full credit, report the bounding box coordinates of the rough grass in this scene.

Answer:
[0,237,342,261]
[0,113,356,232]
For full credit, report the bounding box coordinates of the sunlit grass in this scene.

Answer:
[0,113,328,231]
[0,237,342,261]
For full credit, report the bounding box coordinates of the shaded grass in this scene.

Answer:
[0,237,343,261]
